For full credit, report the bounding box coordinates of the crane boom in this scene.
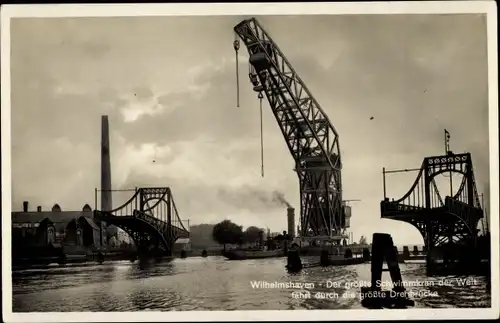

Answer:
[234,18,346,241]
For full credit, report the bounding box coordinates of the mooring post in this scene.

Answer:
[286,247,302,273]
[369,233,386,291]
[362,248,371,261]
[320,249,330,266]
[386,245,405,293]
[403,246,410,259]
[360,233,414,309]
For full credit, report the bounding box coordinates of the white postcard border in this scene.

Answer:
[1,1,498,321]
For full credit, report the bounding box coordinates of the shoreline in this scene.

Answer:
[11,249,224,271]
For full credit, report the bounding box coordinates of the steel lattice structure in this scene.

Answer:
[381,153,484,251]
[94,187,189,257]
[234,18,347,241]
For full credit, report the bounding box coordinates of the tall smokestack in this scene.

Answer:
[23,201,28,212]
[101,115,112,212]
[287,207,296,239]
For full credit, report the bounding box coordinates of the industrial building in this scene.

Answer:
[11,201,105,260]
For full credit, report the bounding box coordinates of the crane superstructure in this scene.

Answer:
[233,18,349,243]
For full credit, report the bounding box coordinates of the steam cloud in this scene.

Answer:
[214,187,294,211]
[272,191,292,208]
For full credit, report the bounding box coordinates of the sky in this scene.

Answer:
[9,14,491,246]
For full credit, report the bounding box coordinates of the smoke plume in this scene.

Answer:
[272,191,292,208]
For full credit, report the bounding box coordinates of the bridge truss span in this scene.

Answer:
[233,18,346,241]
[381,152,484,249]
[94,187,189,257]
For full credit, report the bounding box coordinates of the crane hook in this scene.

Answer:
[233,39,240,51]
[258,91,264,178]
[234,36,240,108]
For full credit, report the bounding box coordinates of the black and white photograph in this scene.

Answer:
[1,2,498,321]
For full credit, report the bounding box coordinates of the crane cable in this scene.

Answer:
[233,34,240,108]
[258,91,264,178]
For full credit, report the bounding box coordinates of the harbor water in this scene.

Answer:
[12,256,490,311]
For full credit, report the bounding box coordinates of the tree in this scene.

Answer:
[212,220,244,251]
[244,226,263,245]
[359,235,368,245]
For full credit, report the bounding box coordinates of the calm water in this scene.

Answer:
[12,256,490,311]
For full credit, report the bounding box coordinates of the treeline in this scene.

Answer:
[212,220,265,251]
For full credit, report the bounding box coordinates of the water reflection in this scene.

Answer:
[12,257,490,311]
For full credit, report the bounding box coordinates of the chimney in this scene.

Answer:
[101,115,113,212]
[37,206,42,212]
[23,201,29,212]
[287,207,296,239]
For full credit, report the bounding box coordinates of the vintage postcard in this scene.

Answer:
[1,1,498,322]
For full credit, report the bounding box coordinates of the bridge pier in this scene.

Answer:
[402,246,410,259]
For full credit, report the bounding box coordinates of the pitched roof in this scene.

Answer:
[12,210,95,225]
[80,216,100,230]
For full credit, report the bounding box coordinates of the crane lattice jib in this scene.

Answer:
[234,18,344,238]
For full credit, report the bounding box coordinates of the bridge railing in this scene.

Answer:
[381,200,423,216]
[382,153,482,213]
[382,165,428,210]
[381,157,470,212]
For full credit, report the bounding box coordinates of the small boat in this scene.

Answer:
[301,255,367,268]
[325,255,366,266]
[223,248,285,260]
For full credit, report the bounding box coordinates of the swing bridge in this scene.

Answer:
[381,151,487,262]
[94,187,190,258]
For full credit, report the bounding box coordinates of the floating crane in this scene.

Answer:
[233,18,348,243]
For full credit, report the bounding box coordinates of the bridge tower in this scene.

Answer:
[233,18,348,244]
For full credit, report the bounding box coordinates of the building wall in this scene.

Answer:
[93,229,101,247]
[12,203,105,250]
[12,219,57,259]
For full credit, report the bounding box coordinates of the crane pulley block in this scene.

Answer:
[253,85,264,92]
[249,73,259,86]
[233,39,240,51]
[249,52,271,71]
